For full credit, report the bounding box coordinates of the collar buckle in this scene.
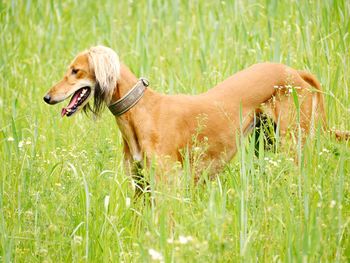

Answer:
[140,77,149,87]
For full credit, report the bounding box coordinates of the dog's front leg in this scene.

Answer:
[121,139,149,198]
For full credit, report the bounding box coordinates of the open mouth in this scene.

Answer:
[61,87,91,117]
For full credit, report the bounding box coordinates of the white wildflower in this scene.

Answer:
[285,84,293,93]
[7,137,14,142]
[269,159,278,167]
[18,141,24,148]
[178,235,193,244]
[319,148,330,156]
[167,238,174,244]
[330,200,336,208]
[193,146,202,153]
[73,235,83,245]
[148,248,163,261]
[25,140,31,145]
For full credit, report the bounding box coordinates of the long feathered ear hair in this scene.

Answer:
[85,45,120,115]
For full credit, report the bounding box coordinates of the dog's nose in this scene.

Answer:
[43,94,51,104]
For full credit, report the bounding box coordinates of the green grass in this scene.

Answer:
[1,0,350,261]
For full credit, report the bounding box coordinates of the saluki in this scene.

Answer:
[43,45,349,186]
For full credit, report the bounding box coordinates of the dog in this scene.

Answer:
[43,45,349,187]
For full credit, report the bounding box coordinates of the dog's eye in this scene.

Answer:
[72,68,79,75]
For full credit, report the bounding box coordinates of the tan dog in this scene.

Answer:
[44,46,349,186]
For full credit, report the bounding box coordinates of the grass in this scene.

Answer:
[0,0,349,261]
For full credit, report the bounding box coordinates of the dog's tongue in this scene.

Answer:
[61,91,81,117]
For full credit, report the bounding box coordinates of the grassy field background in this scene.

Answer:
[0,0,349,261]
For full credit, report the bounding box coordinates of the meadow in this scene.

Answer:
[0,0,349,261]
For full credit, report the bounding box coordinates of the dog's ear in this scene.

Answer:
[87,46,120,114]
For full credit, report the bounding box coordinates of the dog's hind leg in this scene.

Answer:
[259,71,324,152]
[252,113,277,156]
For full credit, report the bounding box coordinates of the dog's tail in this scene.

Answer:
[298,70,350,141]
[297,70,327,128]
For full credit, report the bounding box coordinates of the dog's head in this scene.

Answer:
[43,45,120,117]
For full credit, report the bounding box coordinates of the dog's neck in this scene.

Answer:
[111,63,139,101]
[111,63,159,164]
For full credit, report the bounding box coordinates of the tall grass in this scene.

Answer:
[0,0,349,261]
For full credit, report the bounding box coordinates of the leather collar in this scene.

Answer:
[108,78,149,116]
